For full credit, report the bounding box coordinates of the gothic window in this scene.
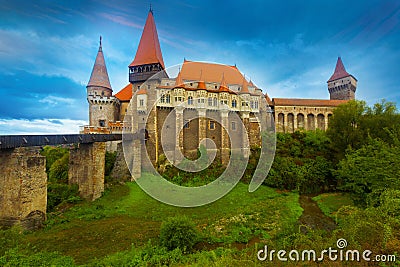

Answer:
[188,96,193,105]
[209,120,215,130]
[232,99,237,108]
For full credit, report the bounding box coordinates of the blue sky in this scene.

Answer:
[0,0,399,134]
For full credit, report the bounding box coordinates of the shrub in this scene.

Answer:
[160,216,199,252]
[47,183,80,212]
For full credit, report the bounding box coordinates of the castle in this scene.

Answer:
[81,9,357,175]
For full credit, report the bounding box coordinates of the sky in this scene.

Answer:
[0,0,399,134]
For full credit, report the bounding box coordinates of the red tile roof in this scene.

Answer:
[273,98,348,107]
[129,11,165,68]
[174,71,185,88]
[328,57,351,82]
[180,60,246,85]
[115,84,132,101]
[218,75,230,93]
[239,77,250,94]
[87,37,112,90]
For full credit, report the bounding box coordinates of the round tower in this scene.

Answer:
[87,37,119,128]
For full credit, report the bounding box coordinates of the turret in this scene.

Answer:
[128,9,168,86]
[327,57,357,100]
[87,37,118,128]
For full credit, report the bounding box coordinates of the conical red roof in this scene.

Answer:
[174,71,185,88]
[328,57,351,82]
[239,77,250,94]
[218,74,230,93]
[87,37,112,90]
[129,11,165,68]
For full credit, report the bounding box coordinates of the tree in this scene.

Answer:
[326,100,368,159]
[335,138,400,207]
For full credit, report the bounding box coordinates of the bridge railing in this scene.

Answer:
[0,134,122,149]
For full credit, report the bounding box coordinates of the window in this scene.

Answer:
[147,85,150,90]
[166,94,171,103]
[213,97,218,106]
[184,120,190,129]
[242,101,248,107]
[99,120,105,127]
[255,101,259,109]
[188,96,193,105]
[232,99,237,108]
[208,97,213,106]
[139,99,144,106]
[250,101,254,109]
[160,95,165,103]
[209,120,215,130]
[99,106,102,110]
[101,91,105,97]
[231,121,236,130]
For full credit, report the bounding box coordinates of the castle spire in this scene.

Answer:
[239,76,250,94]
[129,10,165,69]
[328,57,351,82]
[174,70,185,88]
[87,36,112,91]
[218,73,230,93]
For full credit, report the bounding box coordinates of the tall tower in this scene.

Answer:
[327,57,357,100]
[87,37,119,128]
[128,8,167,89]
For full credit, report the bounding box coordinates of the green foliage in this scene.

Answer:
[0,248,75,267]
[47,183,80,212]
[159,216,199,252]
[327,99,400,159]
[335,138,400,207]
[0,226,25,256]
[40,146,69,172]
[105,151,117,177]
[264,130,334,193]
[48,153,69,183]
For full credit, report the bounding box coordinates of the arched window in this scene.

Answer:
[188,96,193,105]
[232,99,237,108]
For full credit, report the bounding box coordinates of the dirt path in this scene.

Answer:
[298,194,336,234]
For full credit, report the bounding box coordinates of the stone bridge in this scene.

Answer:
[0,134,122,230]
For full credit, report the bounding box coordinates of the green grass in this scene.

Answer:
[312,192,354,218]
[25,181,302,265]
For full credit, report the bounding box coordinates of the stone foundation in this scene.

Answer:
[68,142,106,201]
[0,147,47,230]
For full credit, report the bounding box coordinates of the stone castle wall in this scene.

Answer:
[0,147,47,230]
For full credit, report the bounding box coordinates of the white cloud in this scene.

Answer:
[0,118,87,135]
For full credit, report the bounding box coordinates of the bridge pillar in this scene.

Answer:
[0,147,47,230]
[68,142,106,201]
